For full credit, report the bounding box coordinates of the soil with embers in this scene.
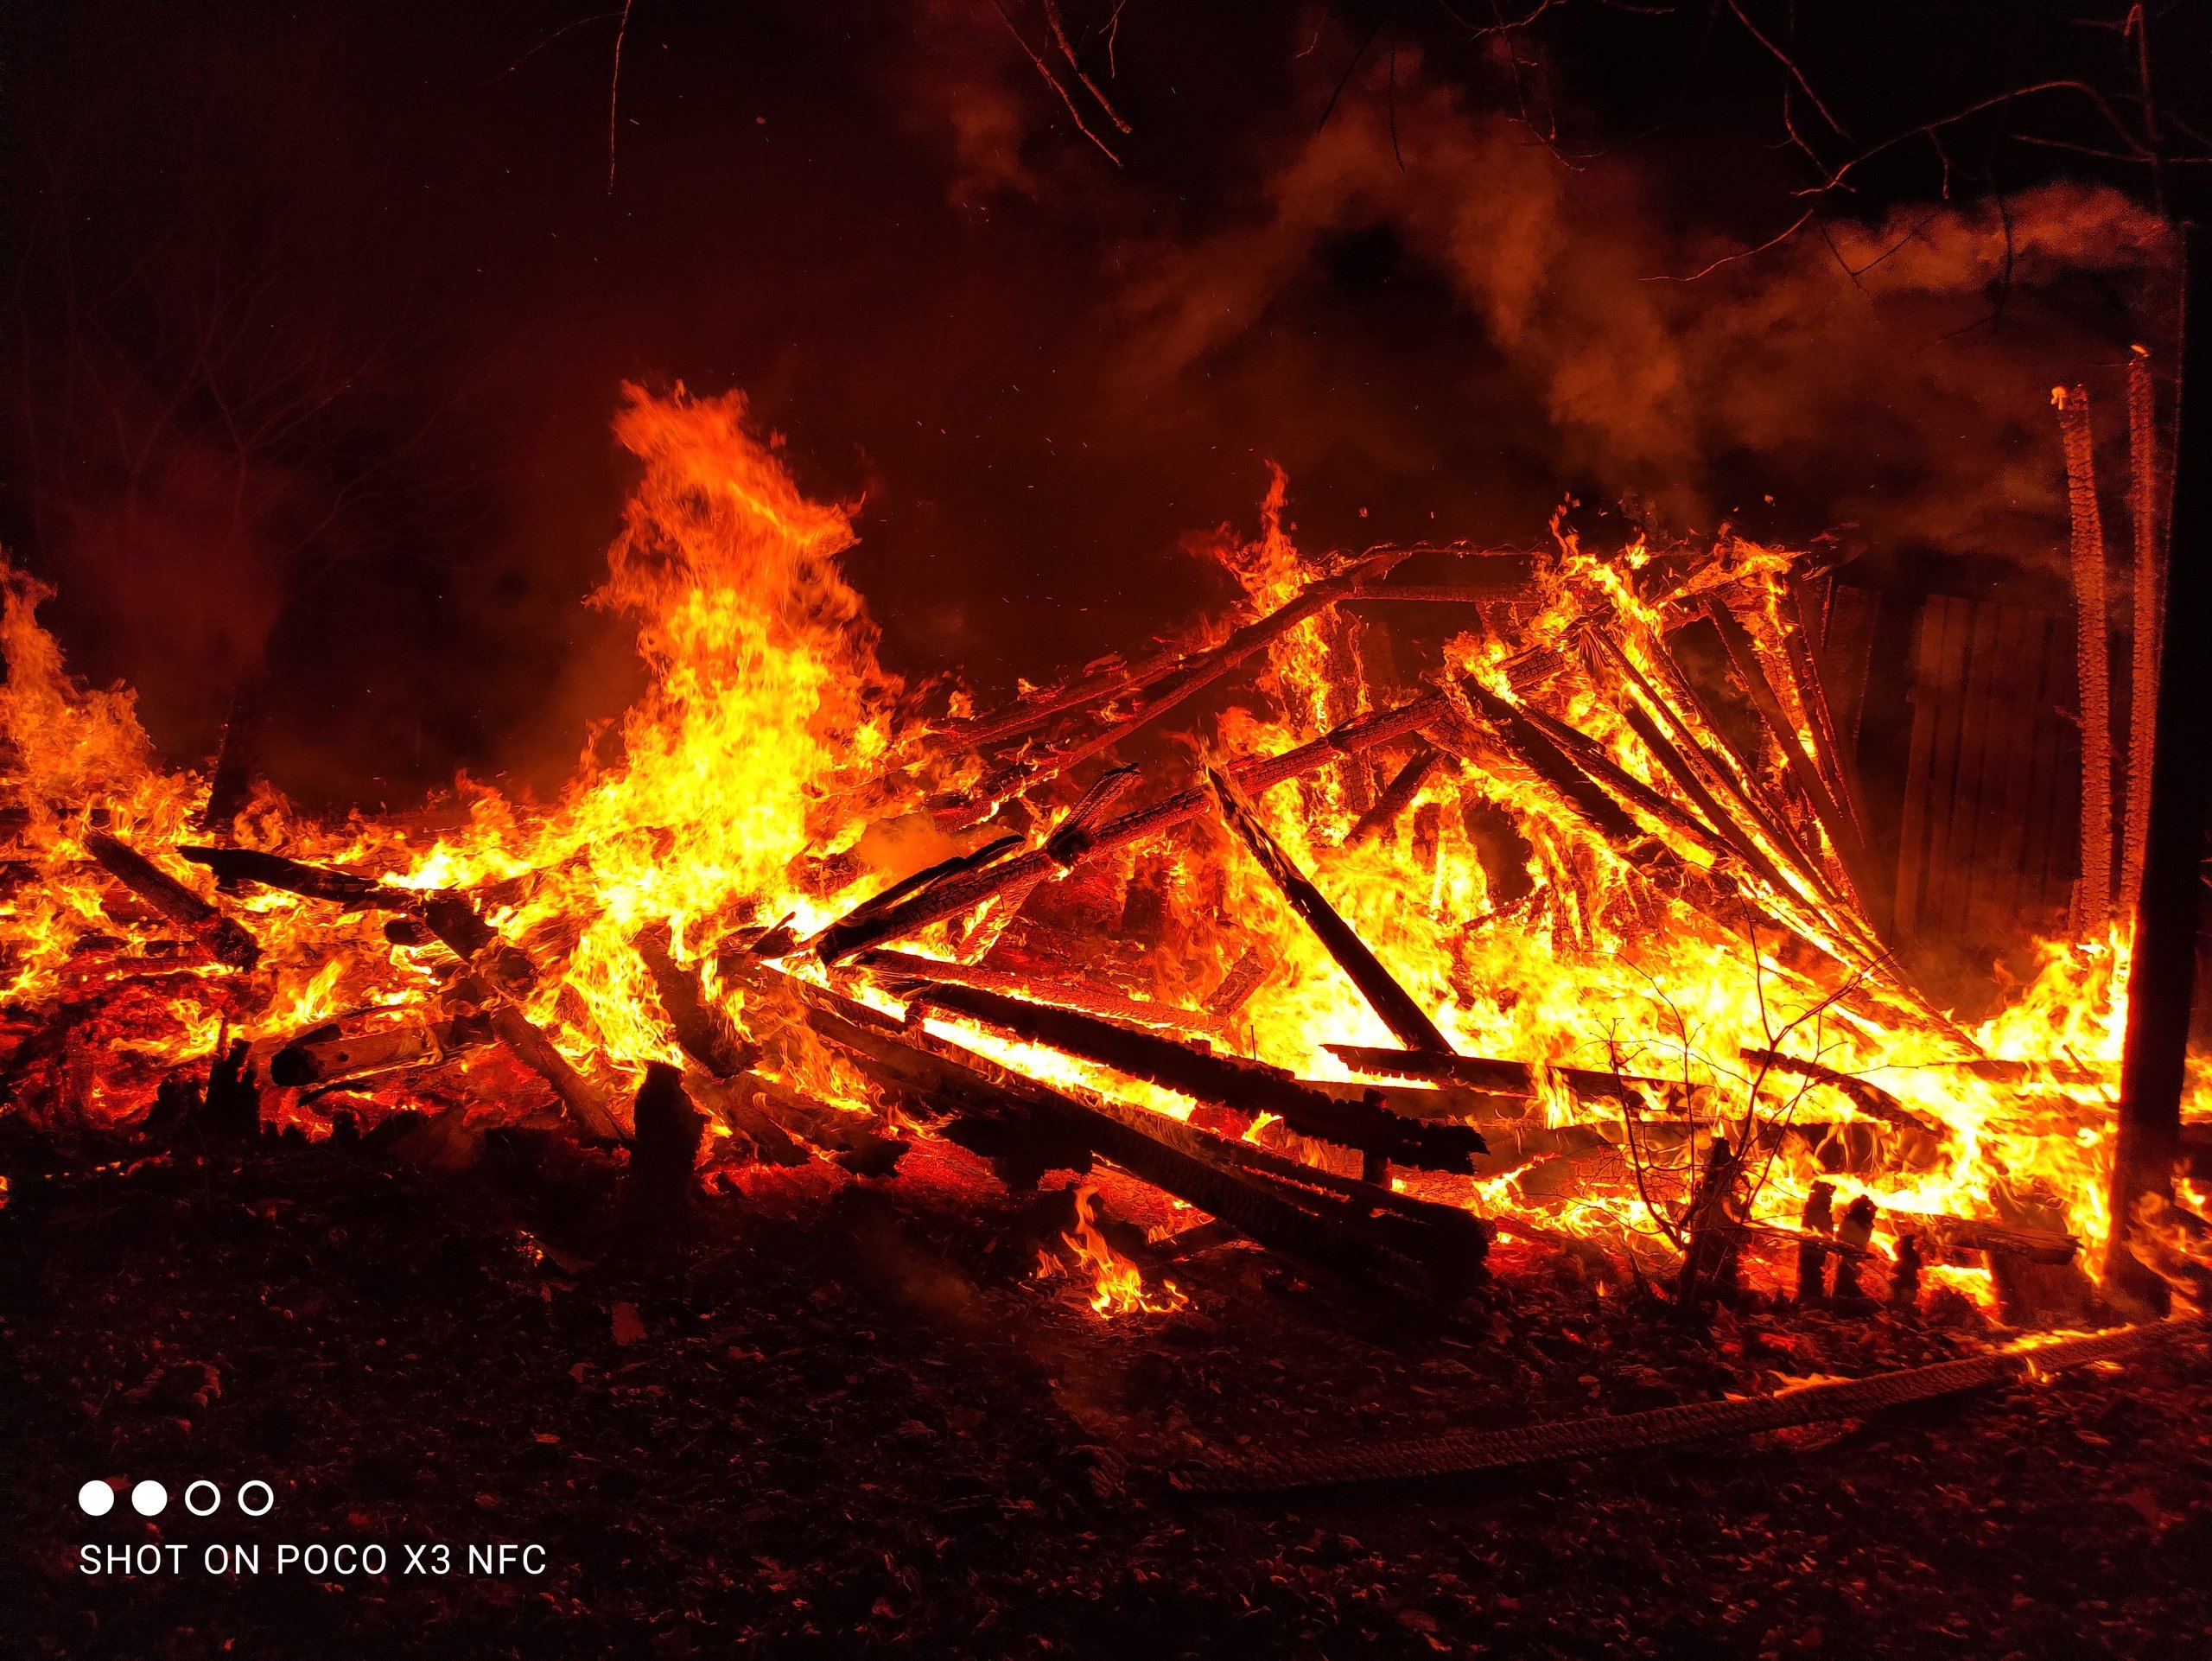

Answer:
[3,1123,2209,1659]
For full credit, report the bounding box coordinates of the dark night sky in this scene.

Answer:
[2,2,2194,807]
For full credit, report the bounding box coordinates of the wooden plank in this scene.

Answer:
[1818,584,1883,754]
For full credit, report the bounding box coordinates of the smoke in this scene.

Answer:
[1107,67,2173,571]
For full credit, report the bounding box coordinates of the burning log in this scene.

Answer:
[269,1011,494,1089]
[1207,763,1454,1056]
[85,832,260,971]
[1736,1047,1948,1142]
[798,990,1484,1298]
[995,553,1410,786]
[1507,701,1733,867]
[635,924,758,1079]
[178,844,395,908]
[1342,745,1445,848]
[901,978,1488,1173]
[707,1066,903,1174]
[855,948,1221,1038]
[1446,681,1643,850]
[2107,232,2212,1310]
[2055,384,2117,933]
[474,999,624,1142]
[1041,762,1141,865]
[811,684,1461,964]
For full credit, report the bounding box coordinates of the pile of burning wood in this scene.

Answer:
[3,384,2196,1327]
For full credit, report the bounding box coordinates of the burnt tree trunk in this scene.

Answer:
[2107,220,2212,1313]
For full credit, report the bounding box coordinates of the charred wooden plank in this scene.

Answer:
[854,948,1221,1038]
[1450,681,1643,848]
[1912,1213,2079,1266]
[905,979,1487,1172]
[474,999,624,1141]
[1323,1043,1677,1108]
[1208,763,1454,1055]
[685,1072,814,1167]
[1343,745,1444,848]
[178,844,399,908]
[196,682,259,837]
[1202,945,1279,1019]
[801,995,1483,1298]
[86,832,259,970]
[636,924,758,1079]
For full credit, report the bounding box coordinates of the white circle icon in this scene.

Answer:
[185,1480,222,1517]
[130,1480,168,1517]
[237,1480,275,1517]
[77,1480,116,1517]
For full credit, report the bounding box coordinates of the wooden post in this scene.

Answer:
[2106,222,2212,1311]
[2055,385,2116,934]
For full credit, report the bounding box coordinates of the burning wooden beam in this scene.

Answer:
[1207,762,1455,1056]
[810,684,1461,964]
[85,832,260,971]
[178,844,396,907]
[899,978,1487,1173]
[1342,745,1445,848]
[195,681,260,839]
[268,1010,494,1089]
[636,923,759,1079]
[797,987,1484,1299]
[1736,1047,1948,1142]
[1324,1042,1676,1107]
[855,947,1222,1038]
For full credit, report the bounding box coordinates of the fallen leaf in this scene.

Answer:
[612,1301,647,1346]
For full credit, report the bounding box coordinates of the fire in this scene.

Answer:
[1036,1183,1185,1318]
[3,381,2197,1323]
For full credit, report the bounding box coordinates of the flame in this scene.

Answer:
[3,386,2196,1323]
[1036,1182,1185,1318]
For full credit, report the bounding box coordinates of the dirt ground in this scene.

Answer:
[4,1123,2210,1660]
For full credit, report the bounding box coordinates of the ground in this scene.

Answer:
[3,1122,2210,1660]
